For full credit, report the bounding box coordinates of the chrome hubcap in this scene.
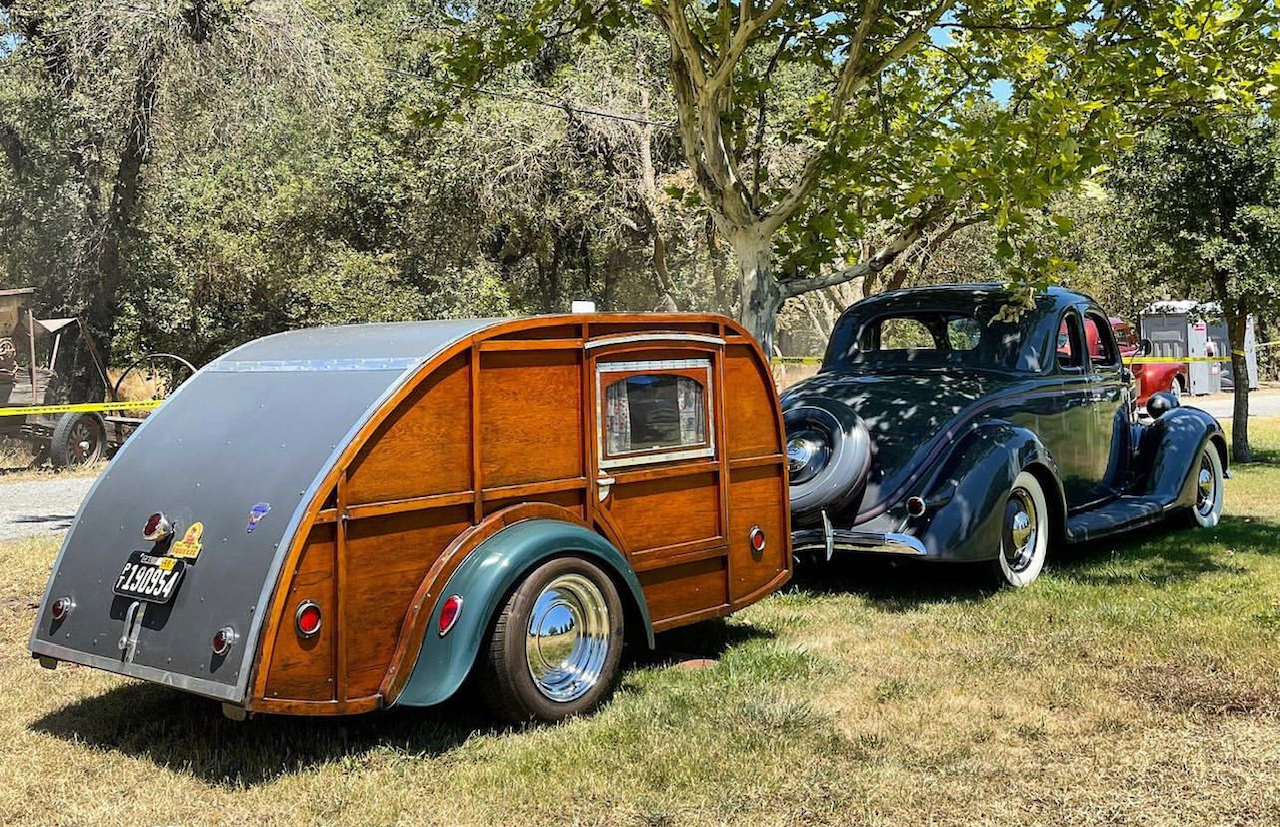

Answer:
[1002,489,1039,572]
[1196,455,1216,516]
[525,573,610,703]
[785,427,831,485]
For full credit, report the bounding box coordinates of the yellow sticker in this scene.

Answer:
[158,557,176,571]
[171,522,204,560]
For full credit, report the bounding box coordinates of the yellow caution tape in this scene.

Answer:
[1125,356,1232,364]
[771,356,823,365]
[0,400,164,418]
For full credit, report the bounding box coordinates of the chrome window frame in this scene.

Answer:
[595,357,715,470]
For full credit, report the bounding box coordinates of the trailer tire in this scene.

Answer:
[479,556,624,723]
[49,413,106,468]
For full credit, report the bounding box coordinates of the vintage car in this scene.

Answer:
[783,285,1227,588]
[1105,316,1188,405]
[29,314,791,722]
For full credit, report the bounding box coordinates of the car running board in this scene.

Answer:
[1066,496,1166,544]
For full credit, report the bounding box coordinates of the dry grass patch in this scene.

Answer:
[2,420,1280,825]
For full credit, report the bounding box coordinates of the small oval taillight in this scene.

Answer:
[212,626,237,656]
[438,595,463,637]
[50,596,74,621]
[143,512,173,542]
[749,526,766,554]
[906,496,927,518]
[295,601,322,638]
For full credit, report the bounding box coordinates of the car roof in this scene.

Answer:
[847,283,1092,316]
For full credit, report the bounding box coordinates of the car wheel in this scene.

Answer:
[1187,443,1225,529]
[479,556,624,723]
[49,413,106,468]
[992,470,1050,588]
[1170,375,1184,401]
[784,400,872,518]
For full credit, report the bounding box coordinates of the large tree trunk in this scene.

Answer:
[1225,305,1251,463]
[727,224,781,354]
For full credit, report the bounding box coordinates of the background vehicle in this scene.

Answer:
[30,313,790,722]
[0,287,193,467]
[782,285,1227,589]
[1139,301,1260,397]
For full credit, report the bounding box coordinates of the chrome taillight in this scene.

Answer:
[143,512,174,542]
[211,626,237,656]
[295,600,322,638]
[749,526,766,554]
[50,596,74,621]
[438,595,463,637]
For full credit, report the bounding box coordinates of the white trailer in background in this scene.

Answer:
[1140,301,1258,396]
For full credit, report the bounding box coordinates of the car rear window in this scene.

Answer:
[829,309,1018,370]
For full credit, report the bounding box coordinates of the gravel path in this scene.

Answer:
[0,475,96,542]
[1192,388,1280,420]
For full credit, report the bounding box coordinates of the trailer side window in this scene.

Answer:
[598,359,714,468]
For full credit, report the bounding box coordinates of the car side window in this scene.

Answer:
[1057,313,1085,370]
[1084,313,1119,369]
[598,359,714,469]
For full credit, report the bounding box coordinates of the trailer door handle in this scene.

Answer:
[597,476,616,502]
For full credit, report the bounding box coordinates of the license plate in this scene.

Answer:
[113,551,186,604]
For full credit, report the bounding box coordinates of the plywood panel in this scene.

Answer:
[479,350,583,488]
[609,471,719,553]
[728,463,788,601]
[724,344,780,459]
[343,505,472,696]
[346,354,472,504]
[638,556,728,624]
[264,525,336,702]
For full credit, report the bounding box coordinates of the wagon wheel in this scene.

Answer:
[479,557,624,723]
[111,352,197,402]
[49,413,106,468]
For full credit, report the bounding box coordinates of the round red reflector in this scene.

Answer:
[51,597,73,621]
[749,526,766,553]
[438,595,463,637]
[906,496,927,517]
[143,512,173,542]
[212,626,236,656]
[295,601,322,638]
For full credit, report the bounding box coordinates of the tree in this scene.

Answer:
[441,0,1280,352]
[1109,116,1280,462]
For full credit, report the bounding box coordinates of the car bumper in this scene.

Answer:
[792,524,927,560]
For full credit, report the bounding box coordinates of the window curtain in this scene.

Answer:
[677,378,704,445]
[606,380,630,454]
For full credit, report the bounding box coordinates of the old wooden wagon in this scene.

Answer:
[30,314,790,721]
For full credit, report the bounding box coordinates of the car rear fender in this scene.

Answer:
[390,519,652,708]
[916,422,1061,563]
[1135,406,1227,507]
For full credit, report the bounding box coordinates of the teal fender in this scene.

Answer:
[391,519,653,708]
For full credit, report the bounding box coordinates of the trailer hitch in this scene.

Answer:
[117,600,146,663]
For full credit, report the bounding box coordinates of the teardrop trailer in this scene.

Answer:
[29,314,791,722]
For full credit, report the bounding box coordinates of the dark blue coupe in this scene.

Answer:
[783,285,1227,587]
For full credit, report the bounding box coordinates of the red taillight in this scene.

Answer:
[212,626,237,656]
[438,595,463,637]
[749,526,766,554]
[143,512,173,542]
[295,601,322,638]
[906,496,927,517]
[50,596,73,621]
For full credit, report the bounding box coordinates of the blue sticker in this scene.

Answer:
[247,502,271,534]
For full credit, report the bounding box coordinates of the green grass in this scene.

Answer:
[3,424,1280,825]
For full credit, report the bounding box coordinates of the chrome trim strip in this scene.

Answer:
[209,357,420,373]
[28,640,242,702]
[585,333,725,349]
[598,358,711,373]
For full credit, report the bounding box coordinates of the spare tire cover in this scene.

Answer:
[784,399,873,516]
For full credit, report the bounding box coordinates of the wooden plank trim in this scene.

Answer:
[250,695,380,716]
[479,338,584,352]
[728,453,786,470]
[335,470,349,702]
[611,459,720,486]
[314,508,338,525]
[629,542,727,573]
[481,477,587,502]
[470,344,482,523]
[651,602,733,633]
[343,491,475,521]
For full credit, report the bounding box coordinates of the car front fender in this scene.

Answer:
[1135,406,1227,507]
[391,519,652,708]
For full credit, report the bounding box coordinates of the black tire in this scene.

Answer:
[479,556,624,723]
[49,413,106,468]
[785,399,873,517]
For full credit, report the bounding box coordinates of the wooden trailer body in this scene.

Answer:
[30,314,790,720]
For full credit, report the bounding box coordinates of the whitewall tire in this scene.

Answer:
[1190,444,1225,529]
[994,470,1050,588]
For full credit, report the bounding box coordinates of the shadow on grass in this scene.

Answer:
[29,622,773,788]
[30,681,505,787]
[787,514,1280,607]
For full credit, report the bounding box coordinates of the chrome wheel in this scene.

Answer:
[525,573,611,703]
[995,470,1050,588]
[1190,444,1224,528]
